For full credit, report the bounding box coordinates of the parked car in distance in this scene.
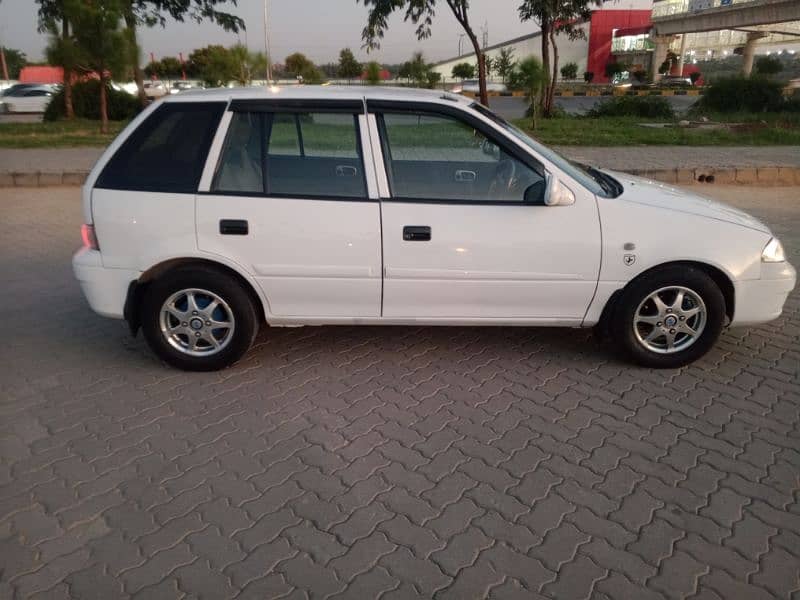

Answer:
[0,84,55,113]
[73,86,796,371]
[143,80,167,98]
[0,82,40,96]
[452,79,508,94]
[658,75,693,87]
[170,81,202,94]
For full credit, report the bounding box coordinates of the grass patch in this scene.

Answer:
[0,119,127,148]
[513,113,800,146]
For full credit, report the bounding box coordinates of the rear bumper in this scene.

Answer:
[732,262,796,326]
[72,248,140,319]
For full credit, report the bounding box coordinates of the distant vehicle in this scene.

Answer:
[659,75,693,88]
[170,81,202,94]
[0,83,40,97]
[452,79,507,94]
[0,85,55,113]
[143,81,167,99]
[73,86,795,371]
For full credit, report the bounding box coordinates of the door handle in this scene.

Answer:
[219,219,248,235]
[336,165,358,177]
[403,226,431,242]
[455,169,476,183]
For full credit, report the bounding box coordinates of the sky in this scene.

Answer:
[0,0,538,66]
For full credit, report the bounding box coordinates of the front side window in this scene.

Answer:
[212,110,366,199]
[379,111,544,203]
[97,102,225,193]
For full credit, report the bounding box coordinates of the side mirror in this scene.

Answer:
[541,172,575,206]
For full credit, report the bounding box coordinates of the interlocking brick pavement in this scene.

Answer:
[1,186,798,599]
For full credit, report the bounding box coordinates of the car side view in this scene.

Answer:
[73,86,796,371]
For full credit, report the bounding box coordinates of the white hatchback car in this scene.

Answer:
[73,86,795,371]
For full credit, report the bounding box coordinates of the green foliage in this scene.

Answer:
[588,96,675,119]
[365,61,382,85]
[426,70,442,89]
[508,56,547,128]
[1,48,28,79]
[398,51,437,88]
[451,62,475,80]
[604,61,628,79]
[689,71,702,85]
[560,61,578,80]
[583,71,594,83]
[284,52,323,83]
[495,47,516,83]
[659,50,678,75]
[144,55,184,79]
[694,76,787,113]
[755,55,782,76]
[338,48,362,80]
[484,55,495,78]
[230,45,268,85]
[188,44,237,86]
[44,79,139,121]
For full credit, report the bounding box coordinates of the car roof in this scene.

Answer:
[163,84,472,107]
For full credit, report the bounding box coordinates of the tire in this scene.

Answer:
[141,266,259,371]
[610,265,726,369]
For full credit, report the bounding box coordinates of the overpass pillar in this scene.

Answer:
[742,32,767,76]
[677,34,687,76]
[650,35,675,83]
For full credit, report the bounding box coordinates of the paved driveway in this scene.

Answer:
[1,187,798,600]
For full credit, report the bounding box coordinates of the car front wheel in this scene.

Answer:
[141,266,259,371]
[611,266,726,368]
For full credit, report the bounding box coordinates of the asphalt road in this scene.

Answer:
[1,185,798,599]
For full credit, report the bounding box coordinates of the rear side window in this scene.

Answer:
[97,102,225,193]
[212,111,366,199]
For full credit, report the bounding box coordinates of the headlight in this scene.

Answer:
[762,237,786,263]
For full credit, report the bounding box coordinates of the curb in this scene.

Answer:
[1,166,799,189]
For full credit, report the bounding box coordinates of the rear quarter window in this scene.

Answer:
[96,102,225,193]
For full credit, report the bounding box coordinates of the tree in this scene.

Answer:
[755,55,782,76]
[399,51,437,88]
[188,45,237,86]
[508,56,547,129]
[452,62,475,80]
[67,0,131,133]
[0,48,27,79]
[338,48,362,82]
[583,71,594,83]
[560,61,577,80]
[484,55,495,78]
[284,52,322,83]
[159,55,184,79]
[230,44,267,85]
[365,60,382,85]
[604,60,627,80]
[659,50,678,75]
[518,0,597,117]
[357,0,490,105]
[426,70,442,89]
[37,1,76,119]
[495,47,516,84]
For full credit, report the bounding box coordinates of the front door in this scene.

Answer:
[372,105,601,323]
[197,103,382,318]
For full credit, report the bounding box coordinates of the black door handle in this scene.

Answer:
[403,226,431,241]
[219,219,248,235]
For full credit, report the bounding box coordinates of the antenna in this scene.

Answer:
[263,0,273,83]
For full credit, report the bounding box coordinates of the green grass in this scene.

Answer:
[513,113,800,146]
[0,119,127,148]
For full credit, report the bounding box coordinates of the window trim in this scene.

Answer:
[367,100,546,206]
[210,108,373,202]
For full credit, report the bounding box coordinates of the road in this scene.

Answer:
[0,186,798,599]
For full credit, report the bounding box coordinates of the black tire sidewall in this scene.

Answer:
[141,267,258,371]
[612,266,726,369]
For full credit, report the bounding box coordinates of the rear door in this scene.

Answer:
[196,99,382,318]
[370,101,601,322]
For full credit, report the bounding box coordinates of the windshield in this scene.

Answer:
[470,103,612,197]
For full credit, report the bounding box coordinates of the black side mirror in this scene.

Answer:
[524,180,547,205]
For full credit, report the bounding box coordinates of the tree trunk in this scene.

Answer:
[465,30,488,106]
[123,11,147,108]
[547,28,559,117]
[99,73,108,134]
[539,20,551,117]
[62,17,74,119]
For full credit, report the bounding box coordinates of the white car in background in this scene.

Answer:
[452,79,508,94]
[73,86,795,371]
[0,84,55,113]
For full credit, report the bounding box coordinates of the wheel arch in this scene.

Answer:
[599,260,735,328]
[125,257,268,335]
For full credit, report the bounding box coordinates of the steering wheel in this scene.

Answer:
[488,158,518,198]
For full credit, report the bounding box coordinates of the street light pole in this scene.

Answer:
[263,0,273,83]
[458,34,465,57]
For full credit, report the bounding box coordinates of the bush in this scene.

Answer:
[632,69,647,83]
[583,71,594,83]
[588,95,675,119]
[689,71,702,85]
[604,61,628,79]
[44,79,141,122]
[693,76,785,113]
[560,62,578,80]
[755,55,782,76]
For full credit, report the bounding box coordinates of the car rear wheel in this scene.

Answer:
[611,266,726,368]
[141,266,258,371]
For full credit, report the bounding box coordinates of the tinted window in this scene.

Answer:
[380,111,543,203]
[97,102,225,193]
[212,110,366,199]
[24,89,51,97]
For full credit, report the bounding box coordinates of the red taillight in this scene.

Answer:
[81,224,99,250]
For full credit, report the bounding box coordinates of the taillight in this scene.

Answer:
[81,224,99,250]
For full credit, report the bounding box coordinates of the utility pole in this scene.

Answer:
[458,34,465,56]
[263,0,273,83]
